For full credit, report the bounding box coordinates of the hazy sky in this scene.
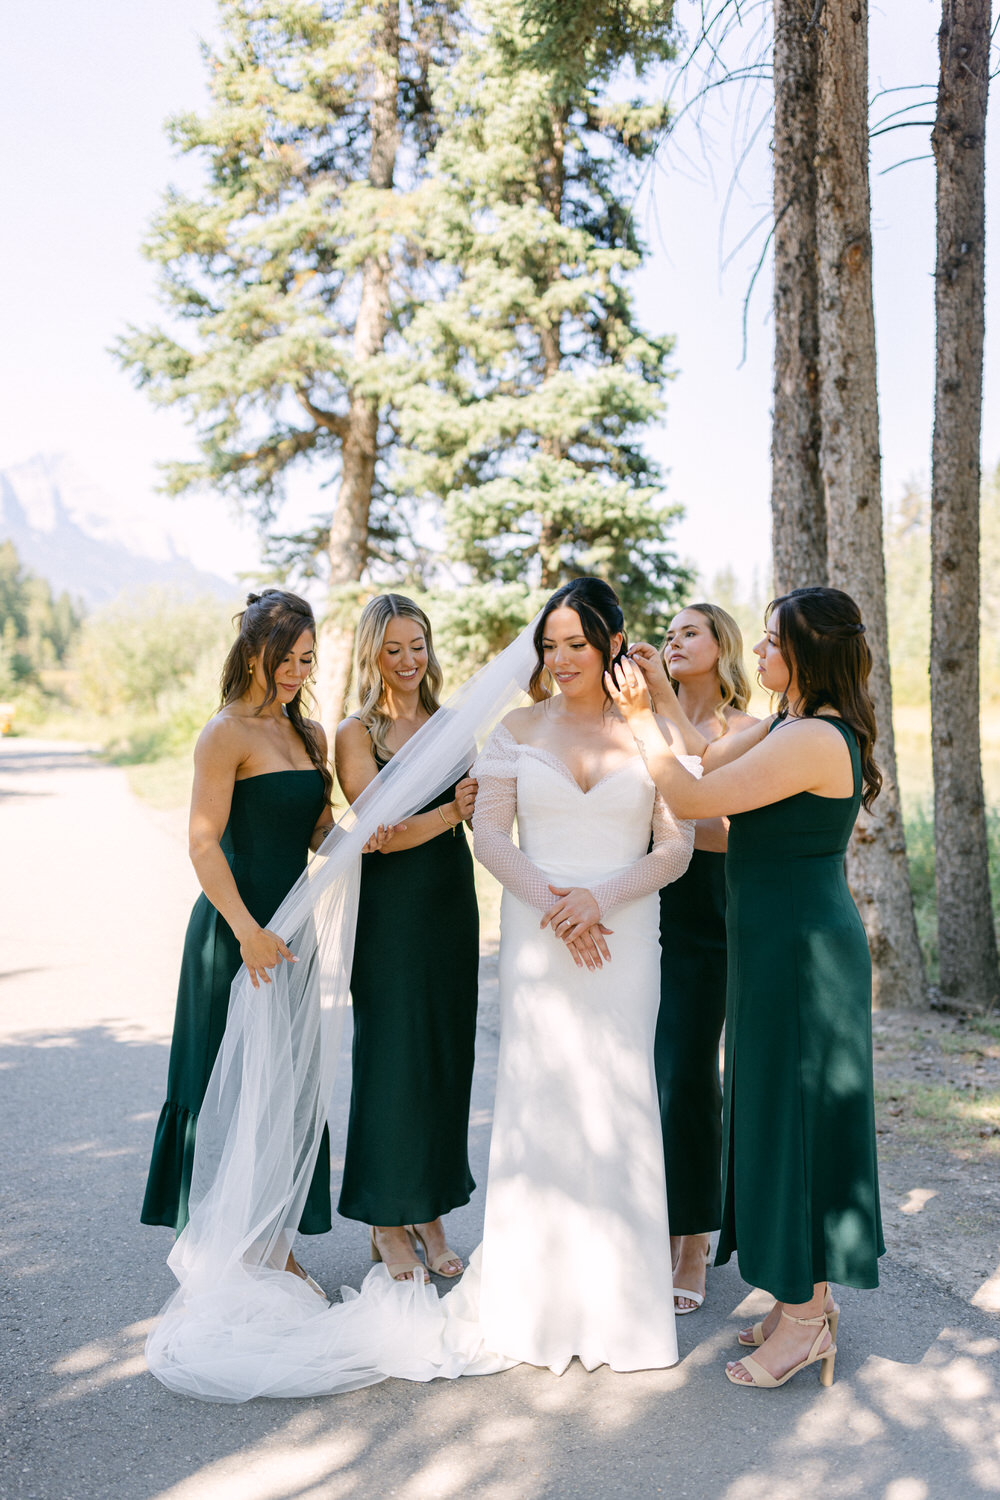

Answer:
[1,0,996,594]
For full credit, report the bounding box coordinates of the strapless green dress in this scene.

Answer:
[141,769,332,1234]
[716,718,884,1301]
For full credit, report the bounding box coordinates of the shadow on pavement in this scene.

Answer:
[1,1022,999,1500]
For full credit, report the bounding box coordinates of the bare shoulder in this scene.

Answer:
[335,715,367,748]
[194,710,250,770]
[501,702,547,744]
[768,714,850,755]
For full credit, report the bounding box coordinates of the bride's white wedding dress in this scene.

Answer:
[469,725,694,1372]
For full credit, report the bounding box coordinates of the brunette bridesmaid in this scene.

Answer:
[630,605,756,1314]
[143,591,351,1289]
[335,595,480,1282]
[612,587,884,1390]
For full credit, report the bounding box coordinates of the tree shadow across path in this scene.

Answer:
[1,1020,998,1500]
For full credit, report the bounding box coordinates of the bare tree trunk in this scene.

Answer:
[317,1,401,730]
[814,0,925,1006]
[931,0,998,1010]
[771,0,826,592]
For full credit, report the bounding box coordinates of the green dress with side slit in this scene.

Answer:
[715,717,884,1301]
[141,769,332,1234]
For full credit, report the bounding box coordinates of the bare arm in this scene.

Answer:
[702,715,774,771]
[188,719,297,989]
[627,643,773,770]
[335,716,472,850]
[607,664,853,818]
[308,723,336,850]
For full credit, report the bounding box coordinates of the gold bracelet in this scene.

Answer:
[437,803,457,834]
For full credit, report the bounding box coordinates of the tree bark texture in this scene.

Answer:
[318,2,401,728]
[814,0,926,1006]
[930,0,998,1010]
[771,0,826,593]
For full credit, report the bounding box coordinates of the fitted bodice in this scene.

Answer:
[515,749,657,885]
[726,719,861,865]
[221,769,325,926]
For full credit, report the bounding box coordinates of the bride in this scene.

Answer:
[470,577,696,1372]
[146,579,697,1399]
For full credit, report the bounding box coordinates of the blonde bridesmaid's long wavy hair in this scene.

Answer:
[664,601,753,729]
[353,594,444,763]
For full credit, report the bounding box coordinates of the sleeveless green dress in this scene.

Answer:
[338,741,479,1226]
[715,717,884,1301]
[655,849,727,1235]
[142,770,332,1234]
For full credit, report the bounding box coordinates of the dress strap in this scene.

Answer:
[350,715,389,769]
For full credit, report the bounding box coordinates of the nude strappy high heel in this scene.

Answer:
[738,1287,840,1348]
[726,1309,837,1389]
[408,1224,464,1278]
[370,1226,429,1283]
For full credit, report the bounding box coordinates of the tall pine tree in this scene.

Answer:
[391,0,690,638]
[116,0,460,717]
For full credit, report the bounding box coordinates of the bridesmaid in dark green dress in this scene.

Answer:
[634,604,756,1313]
[142,590,391,1287]
[335,595,480,1284]
[611,586,884,1391]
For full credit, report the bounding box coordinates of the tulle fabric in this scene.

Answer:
[147,623,540,1401]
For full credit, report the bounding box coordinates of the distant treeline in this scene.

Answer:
[0,541,81,700]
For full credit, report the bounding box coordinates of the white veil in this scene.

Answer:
[145,617,540,1401]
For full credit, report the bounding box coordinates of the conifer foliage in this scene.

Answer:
[396,0,689,636]
[118,0,689,705]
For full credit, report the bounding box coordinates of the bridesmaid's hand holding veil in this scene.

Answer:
[238,926,299,990]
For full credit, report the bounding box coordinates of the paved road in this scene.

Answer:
[1,739,999,1500]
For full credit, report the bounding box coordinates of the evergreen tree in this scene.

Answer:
[115,0,461,717]
[0,540,82,695]
[390,0,690,638]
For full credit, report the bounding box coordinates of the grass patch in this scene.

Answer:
[124,754,195,812]
[903,799,1000,982]
[875,1078,1000,1156]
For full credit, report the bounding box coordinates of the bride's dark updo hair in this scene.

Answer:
[529,577,628,702]
[220,588,333,801]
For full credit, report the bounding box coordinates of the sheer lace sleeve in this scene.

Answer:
[589,760,700,917]
[471,725,555,912]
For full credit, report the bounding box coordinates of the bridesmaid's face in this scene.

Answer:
[753,612,792,695]
[663,609,719,682]
[249,628,315,704]
[378,616,428,696]
[542,607,621,698]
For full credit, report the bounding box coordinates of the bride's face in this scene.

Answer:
[542,606,621,699]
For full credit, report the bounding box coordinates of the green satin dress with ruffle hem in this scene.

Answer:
[141,769,332,1234]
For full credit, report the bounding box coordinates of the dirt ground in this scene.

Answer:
[872,1007,1000,1309]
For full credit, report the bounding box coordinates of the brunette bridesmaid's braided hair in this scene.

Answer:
[768,586,881,810]
[529,578,628,703]
[220,589,333,802]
